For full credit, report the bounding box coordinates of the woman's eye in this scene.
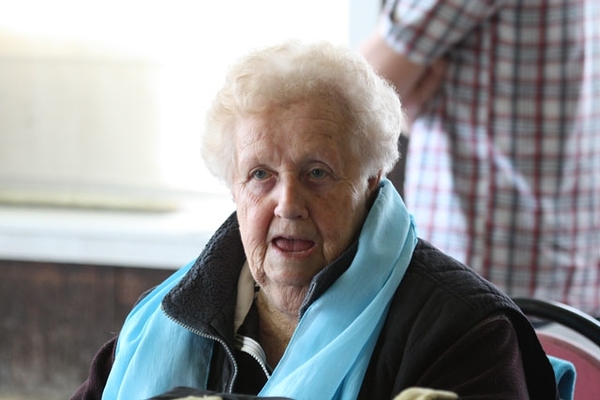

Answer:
[309,168,328,180]
[251,169,270,181]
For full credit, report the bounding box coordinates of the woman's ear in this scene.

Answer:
[368,171,382,192]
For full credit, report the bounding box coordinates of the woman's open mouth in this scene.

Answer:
[272,237,315,253]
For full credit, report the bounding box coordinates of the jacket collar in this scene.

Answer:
[162,212,245,346]
[162,211,358,348]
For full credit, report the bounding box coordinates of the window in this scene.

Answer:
[0,0,379,212]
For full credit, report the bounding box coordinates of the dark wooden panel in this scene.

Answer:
[0,259,173,398]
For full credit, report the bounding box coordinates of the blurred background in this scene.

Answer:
[0,0,380,398]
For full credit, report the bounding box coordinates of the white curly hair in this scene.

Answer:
[201,40,406,187]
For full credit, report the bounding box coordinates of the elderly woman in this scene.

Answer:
[72,41,559,400]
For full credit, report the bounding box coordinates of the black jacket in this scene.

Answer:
[73,214,558,399]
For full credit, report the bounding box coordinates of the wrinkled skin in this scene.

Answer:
[231,100,380,320]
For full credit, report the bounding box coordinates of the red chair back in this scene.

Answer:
[537,331,600,400]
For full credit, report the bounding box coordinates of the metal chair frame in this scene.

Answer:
[513,297,600,347]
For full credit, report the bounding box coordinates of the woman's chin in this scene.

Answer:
[265,252,326,283]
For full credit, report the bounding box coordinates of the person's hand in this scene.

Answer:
[393,387,458,400]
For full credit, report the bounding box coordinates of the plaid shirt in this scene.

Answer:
[381,0,600,315]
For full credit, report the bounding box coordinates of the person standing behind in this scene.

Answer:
[360,0,600,316]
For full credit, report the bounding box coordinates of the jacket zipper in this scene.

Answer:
[162,305,239,393]
[235,334,271,379]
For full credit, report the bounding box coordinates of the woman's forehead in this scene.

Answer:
[235,112,353,168]
[236,101,346,141]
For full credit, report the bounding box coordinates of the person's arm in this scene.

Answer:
[70,335,118,400]
[414,314,558,399]
[359,32,446,131]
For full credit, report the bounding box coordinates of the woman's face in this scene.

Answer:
[231,100,379,317]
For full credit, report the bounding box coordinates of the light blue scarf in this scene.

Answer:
[102,260,212,399]
[103,179,417,399]
[259,179,417,399]
[549,356,576,400]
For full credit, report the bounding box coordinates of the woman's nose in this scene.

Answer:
[274,179,309,219]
